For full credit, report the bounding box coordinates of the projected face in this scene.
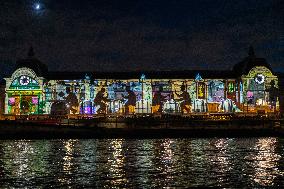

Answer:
[254,74,265,84]
[19,76,30,85]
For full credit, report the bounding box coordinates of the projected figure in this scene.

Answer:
[175,85,191,113]
[123,86,136,114]
[51,101,67,115]
[266,80,279,111]
[152,86,167,113]
[94,88,109,114]
[64,87,79,114]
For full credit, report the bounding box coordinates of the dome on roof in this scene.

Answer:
[232,46,272,76]
[15,47,48,76]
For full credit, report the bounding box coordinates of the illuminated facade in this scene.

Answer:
[3,47,280,115]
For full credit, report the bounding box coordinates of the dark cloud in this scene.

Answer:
[0,0,283,76]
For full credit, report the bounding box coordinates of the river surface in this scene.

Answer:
[0,138,283,188]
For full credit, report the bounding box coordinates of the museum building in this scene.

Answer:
[2,47,280,115]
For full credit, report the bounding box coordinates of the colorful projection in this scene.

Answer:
[10,75,40,90]
[195,73,203,81]
[227,81,236,101]
[208,80,224,102]
[32,97,38,104]
[241,66,279,112]
[228,82,235,93]
[197,82,206,99]
[4,66,280,115]
[8,98,15,106]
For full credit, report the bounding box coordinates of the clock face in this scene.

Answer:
[19,75,30,85]
[255,74,265,84]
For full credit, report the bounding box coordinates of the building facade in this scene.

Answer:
[3,47,280,115]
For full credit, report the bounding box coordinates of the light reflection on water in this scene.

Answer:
[0,138,283,188]
[251,138,282,186]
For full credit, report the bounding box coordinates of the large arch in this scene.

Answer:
[4,67,45,115]
[241,66,279,113]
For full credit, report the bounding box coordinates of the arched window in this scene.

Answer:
[9,75,40,90]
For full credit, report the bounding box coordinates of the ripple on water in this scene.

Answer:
[0,137,283,188]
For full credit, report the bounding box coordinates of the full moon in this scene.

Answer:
[35,3,40,10]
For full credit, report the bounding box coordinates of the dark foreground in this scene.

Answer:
[0,138,283,188]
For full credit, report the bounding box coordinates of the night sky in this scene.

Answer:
[0,0,283,76]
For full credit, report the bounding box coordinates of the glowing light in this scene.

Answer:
[256,99,265,106]
[34,3,41,10]
[195,73,202,81]
[8,98,15,105]
[140,74,146,80]
[250,138,281,186]
[107,139,127,186]
[32,97,38,104]
[254,74,265,84]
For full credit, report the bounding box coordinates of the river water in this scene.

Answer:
[0,138,283,188]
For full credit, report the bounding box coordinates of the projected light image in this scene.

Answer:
[2,48,280,115]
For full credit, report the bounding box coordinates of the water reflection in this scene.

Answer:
[107,139,128,187]
[0,140,50,187]
[0,138,283,188]
[251,138,282,186]
[210,139,232,186]
[58,139,78,187]
[158,139,175,187]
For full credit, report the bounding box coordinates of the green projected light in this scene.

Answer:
[9,75,40,90]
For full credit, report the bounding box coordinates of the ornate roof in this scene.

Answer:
[11,46,276,80]
[46,70,235,80]
[15,47,48,77]
[232,46,273,76]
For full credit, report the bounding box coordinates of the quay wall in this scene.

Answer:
[0,116,282,139]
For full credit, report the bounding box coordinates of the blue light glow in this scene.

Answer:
[195,73,203,81]
[141,74,146,80]
[35,3,41,10]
